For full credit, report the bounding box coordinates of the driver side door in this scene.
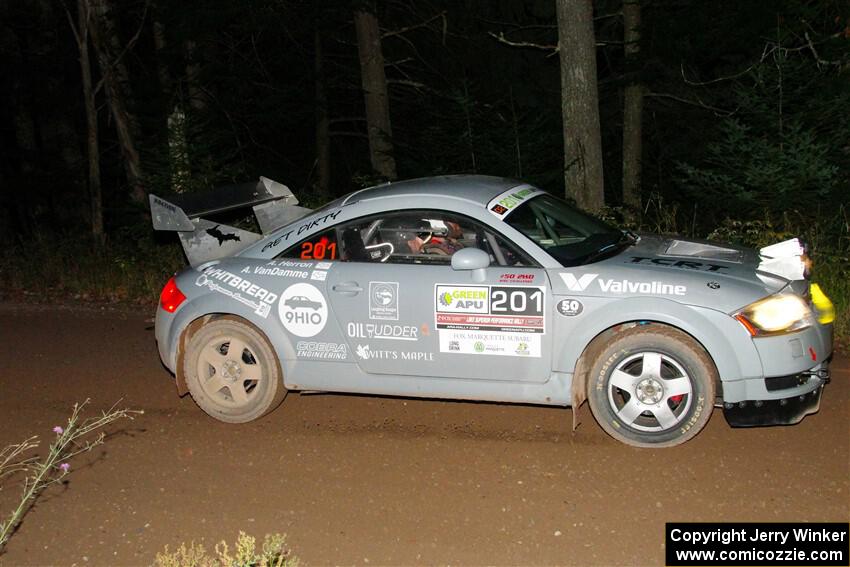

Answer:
[322,210,553,384]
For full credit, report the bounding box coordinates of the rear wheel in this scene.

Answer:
[586,325,716,447]
[183,317,286,423]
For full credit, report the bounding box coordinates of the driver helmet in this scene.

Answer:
[379,218,434,250]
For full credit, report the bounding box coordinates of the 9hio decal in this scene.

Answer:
[195,268,278,317]
[278,283,328,337]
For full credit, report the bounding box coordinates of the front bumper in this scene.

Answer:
[723,384,824,427]
[719,319,832,427]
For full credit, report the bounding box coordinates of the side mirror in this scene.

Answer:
[451,248,490,271]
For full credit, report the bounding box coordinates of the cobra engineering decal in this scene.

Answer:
[435,284,545,357]
[278,282,328,337]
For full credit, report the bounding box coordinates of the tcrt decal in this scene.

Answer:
[628,256,729,272]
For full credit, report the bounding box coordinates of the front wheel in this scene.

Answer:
[587,326,716,447]
[183,317,286,423]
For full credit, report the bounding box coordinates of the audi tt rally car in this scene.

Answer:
[151,175,834,447]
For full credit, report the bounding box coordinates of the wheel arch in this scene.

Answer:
[562,298,746,421]
[173,310,287,396]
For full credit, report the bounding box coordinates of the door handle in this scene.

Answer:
[332,281,363,295]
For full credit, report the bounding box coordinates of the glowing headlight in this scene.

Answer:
[734,294,813,336]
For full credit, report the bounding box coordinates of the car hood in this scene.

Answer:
[587,234,790,312]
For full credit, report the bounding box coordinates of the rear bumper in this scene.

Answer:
[155,306,178,373]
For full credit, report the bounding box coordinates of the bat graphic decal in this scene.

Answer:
[206,225,242,246]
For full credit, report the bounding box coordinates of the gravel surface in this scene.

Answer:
[0,303,847,565]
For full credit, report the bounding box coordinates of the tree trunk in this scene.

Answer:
[152,14,190,193]
[184,40,208,112]
[152,17,171,93]
[315,23,331,201]
[622,0,643,214]
[69,0,103,241]
[11,81,38,236]
[354,7,397,181]
[89,0,146,205]
[556,0,605,211]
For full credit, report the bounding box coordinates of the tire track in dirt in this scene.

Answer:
[0,303,847,565]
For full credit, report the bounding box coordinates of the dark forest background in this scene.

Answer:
[0,0,847,335]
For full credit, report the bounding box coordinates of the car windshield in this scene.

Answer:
[504,194,630,266]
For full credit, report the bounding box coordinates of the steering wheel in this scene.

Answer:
[363,219,384,246]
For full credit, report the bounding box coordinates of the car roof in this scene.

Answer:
[340,175,526,208]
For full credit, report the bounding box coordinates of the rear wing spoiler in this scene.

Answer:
[150,176,313,266]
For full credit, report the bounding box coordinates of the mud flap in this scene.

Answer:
[571,357,588,431]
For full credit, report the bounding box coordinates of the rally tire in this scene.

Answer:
[586,325,716,448]
[183,317,286,423]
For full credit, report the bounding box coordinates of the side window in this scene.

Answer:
[278,229,340,261]
[294,210,534,267]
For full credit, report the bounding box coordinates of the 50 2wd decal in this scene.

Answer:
[435,285,545,357]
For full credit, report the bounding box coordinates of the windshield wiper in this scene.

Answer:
[582,232,635,265]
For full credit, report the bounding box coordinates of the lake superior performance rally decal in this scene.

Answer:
[434,284,545,357]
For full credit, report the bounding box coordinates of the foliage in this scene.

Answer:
[154,531,299,567]
[677,116,839,220]
[0,230,184,304]
[0,400,139,553]
[706,215,850,343]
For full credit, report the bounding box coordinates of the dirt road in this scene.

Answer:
[0,303,847,566]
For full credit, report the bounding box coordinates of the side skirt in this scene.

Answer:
[283,361,572,407]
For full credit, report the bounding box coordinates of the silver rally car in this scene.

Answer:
[151,175,834,447]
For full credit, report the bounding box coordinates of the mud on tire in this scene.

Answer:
[183,316,286,423]
[587,325,716,448]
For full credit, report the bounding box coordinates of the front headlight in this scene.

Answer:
[734,294,813,336]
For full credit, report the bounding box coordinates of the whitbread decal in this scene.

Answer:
[195,268,278,318]
[278,282,328,337]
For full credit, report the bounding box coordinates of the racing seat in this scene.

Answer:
[341,228,369,261]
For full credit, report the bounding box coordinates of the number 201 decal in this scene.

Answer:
[300,236,337,260]
[490,287,544,316]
